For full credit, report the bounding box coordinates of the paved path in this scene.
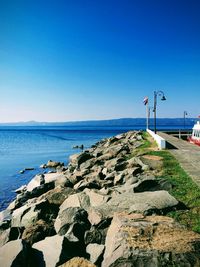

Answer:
[158,132,200,187]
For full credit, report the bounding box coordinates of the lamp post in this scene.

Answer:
[183,111,188,129]
[153,90,166,134]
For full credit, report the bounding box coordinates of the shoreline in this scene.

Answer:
[0,130,200,267]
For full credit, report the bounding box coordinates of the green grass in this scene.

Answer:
[128,131,156,158]
[147,149,200,233]
[131,131,200,233]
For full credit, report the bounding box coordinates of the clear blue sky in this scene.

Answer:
[0,0,200,122]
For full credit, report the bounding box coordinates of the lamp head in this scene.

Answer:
[161,95,166,101]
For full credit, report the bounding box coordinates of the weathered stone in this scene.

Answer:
[133,177,159,193]
[39,186,75,206]
[54,176,73,188]
[0,239,29,267]
[102,213,200,267]
[59,192,91,212]
[84,227,107,245]
[84,189,111,207]
[80,158,96,170]
[32,235,86,267]
[74,179,101,191]
[141,154,163,170]
[22,219,55,245]
[0,209,11,229]
[58,257,96,267]
[15,185,27,194]
[70,152,93,166]
[114,172,125,185]
[11,199,58,228]
[86,243,105,265]
[54,207,90,241]
[46,160,64,168]
[88,191,179,225]
[26,174,43,192]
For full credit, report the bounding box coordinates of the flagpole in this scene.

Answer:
[146,101,149,130]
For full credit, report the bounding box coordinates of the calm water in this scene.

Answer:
[0,125,192,211]
[0,126,138,210]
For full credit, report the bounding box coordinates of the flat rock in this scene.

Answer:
[38,186,75,206]
[88,191,179,225]
[46,160,64,168]
[59,192,91,212]
[141,154,163,170]
[22,219,55,245]
[0,209,11,229]
[54,207,90,241]
[32,235,86,267]
[0,239,29,267]
[102,213,200,267]
[32,235,65,267]
[86,243,105,264]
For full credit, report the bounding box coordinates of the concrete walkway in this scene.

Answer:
[158,132,200,187]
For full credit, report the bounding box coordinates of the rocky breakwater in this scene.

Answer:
[0,131,200,267]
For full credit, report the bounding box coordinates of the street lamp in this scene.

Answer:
[153,90,166,133]
[183,111,188,129]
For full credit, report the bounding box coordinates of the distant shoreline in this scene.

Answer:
[0,117,197,127]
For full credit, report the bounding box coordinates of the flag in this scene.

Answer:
[143,97,148,105]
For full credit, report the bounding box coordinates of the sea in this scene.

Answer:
[0,124,192,211]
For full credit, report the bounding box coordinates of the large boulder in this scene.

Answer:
[141,155,163,170]
[70,152,93,166]
[102,213,200,267]
[54,207,90,241]
[46,160,64,168]
[59,190,110,213]
[0,209,11,229]
[84,227,107,245]
[11,199,58,228]
[0,239,30,267]
[59,192,91,212]
[88,191,179,226]
[26,172,65,193]
[86,243,105,265]
[38,186,75,206]
[22,219,56,245]
[32,235,86,267]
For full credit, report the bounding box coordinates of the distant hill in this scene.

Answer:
[0,118,197,127]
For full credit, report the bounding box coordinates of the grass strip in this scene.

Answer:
[138,132,200,233]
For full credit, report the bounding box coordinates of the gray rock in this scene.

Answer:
[0,209,11,229]
[84,189,111,207]
[70,151,93,166]
[11,199,56,228]
[0,239,29,267]
[54,207,90,240]
[15,185,27,194]
[133,176,159,193]
[59,192,91,212]
[102,213,200,267]
[38,186,74,206]
[86,243,105,264]
[0,228,21,247]
[84,227,107,245]
[32,235,80,267]
[46,160,64,168]
[26,174,42,192]
[26,173,64,193]
[141,154,163,170]
[74,178,101,191]
[22,219,55,245]
[88,191,179,225]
